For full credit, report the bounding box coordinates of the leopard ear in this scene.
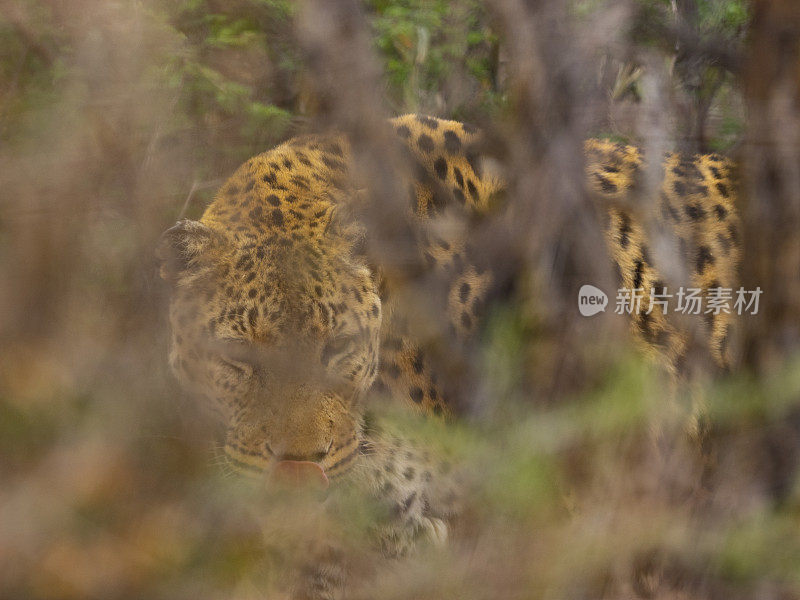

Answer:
[156,219,220,283]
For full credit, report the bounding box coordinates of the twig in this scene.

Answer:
[178,178,224,220]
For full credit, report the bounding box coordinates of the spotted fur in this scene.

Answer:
[586,140,740,373]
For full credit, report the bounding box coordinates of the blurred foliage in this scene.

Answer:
[570,0,748,150]
[634,0,749,150]
[0,2,63,143]
[0,0,502,167]
[2,0,800,598]
[634,0,749,32]
[163,0,297,163]
[0,0,749,156]
[365,0,500,116]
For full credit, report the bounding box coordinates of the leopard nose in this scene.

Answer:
[272,460,330,489]
[276,451,328,463]
[269,435,333,464]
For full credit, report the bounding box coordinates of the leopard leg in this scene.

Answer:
[293,545,347,600]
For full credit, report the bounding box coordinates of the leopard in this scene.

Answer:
[157,114,740,598]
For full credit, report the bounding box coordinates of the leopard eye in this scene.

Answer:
[320,335,357,368]
[216,338,255,378]
[218,356,253,380]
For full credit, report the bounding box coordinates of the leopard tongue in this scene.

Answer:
[272,460,329,490]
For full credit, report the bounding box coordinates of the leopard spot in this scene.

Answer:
[434,157,448,180]
[444,130,461,153]
[415,115,438,129]
[696,246,714,274]
[418,134,434,153]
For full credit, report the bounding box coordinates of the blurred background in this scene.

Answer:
[1,0,800,598]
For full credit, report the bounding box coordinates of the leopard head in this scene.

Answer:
[157,218,381,481]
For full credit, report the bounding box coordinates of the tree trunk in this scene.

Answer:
[739,1,800,370]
